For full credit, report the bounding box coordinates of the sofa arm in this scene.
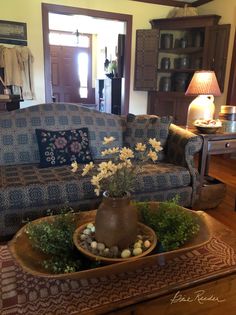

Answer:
[166,124,202,167]
[166,124,203,206]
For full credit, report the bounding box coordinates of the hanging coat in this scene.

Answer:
[16,46,35,100]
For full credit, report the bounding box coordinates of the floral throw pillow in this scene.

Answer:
[35,128,93,168]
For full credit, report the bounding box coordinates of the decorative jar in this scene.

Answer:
[95,192,138,249]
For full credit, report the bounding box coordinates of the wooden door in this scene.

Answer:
[203,24,231,92]
[134,29,159,91]
[50,45,94,104]
[50,45,79,103]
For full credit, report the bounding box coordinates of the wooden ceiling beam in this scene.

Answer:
[192,0,214,7]
[131,0,213,7]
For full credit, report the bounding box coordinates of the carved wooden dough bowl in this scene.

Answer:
[9,203,212,279]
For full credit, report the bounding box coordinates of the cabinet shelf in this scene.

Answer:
[159,47,203,54]
[157,68,198,73]
[155,91,192,96]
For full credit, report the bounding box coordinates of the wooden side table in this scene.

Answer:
[186,128,236,209]
[197,131,236,187]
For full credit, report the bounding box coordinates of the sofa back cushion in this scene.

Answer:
[124,114,172,161]
[0,103,125,166]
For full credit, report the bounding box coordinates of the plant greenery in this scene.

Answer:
[136,197,200,251]
[26,207,100,274]
[26,209,76,255]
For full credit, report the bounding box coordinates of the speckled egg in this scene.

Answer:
[121,249,131,258]
[91,241,97,249]
[144,240,151,248]
[83,228,91,235]
[134,242,141,248]
[133,247,143,256]
[97,243,105,251]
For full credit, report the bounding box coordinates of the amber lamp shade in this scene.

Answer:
[185,71,221,127]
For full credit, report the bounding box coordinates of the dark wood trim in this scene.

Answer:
[42,5,51,103]
[193,0,214,7]
[227,27,236,104]
[131,0,213,7]
[150,14,220,29]
[42,3,132,115]
[132,0,188,7]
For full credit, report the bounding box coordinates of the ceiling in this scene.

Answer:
[132,0,213,7]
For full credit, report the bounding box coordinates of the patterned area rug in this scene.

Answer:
[0,237,236,315]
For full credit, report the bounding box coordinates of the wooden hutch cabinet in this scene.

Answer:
[134,15,230,125]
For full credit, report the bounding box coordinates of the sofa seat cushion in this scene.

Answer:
[0,161,192,238]
[134,162,191,193]
[0,164,97,212]
[0,161,191,212]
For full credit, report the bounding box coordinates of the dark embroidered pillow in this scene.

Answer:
[124,114,172,161]
[35,128,93,168]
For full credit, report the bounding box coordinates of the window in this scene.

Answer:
[78,52,88,98]
[49,32,90,48]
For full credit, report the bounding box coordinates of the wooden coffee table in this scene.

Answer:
[2,209,236,315]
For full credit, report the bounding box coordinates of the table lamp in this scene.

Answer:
[185,70,221,127]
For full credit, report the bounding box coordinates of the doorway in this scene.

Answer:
[42,3,132,114]
[50,31,93,104]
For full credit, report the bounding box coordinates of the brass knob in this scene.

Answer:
[225,142,230,148]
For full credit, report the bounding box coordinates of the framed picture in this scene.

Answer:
[0,20,27,45]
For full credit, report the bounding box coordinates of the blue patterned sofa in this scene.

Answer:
[0,103,202,239]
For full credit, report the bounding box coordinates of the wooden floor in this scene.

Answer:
[204,155,236,231]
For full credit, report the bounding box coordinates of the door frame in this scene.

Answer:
[227,28,236,104]
[42,3,132,114]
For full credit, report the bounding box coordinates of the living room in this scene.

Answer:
[0,0,236,314]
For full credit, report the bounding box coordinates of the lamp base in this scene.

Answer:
[186,95,215,128]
